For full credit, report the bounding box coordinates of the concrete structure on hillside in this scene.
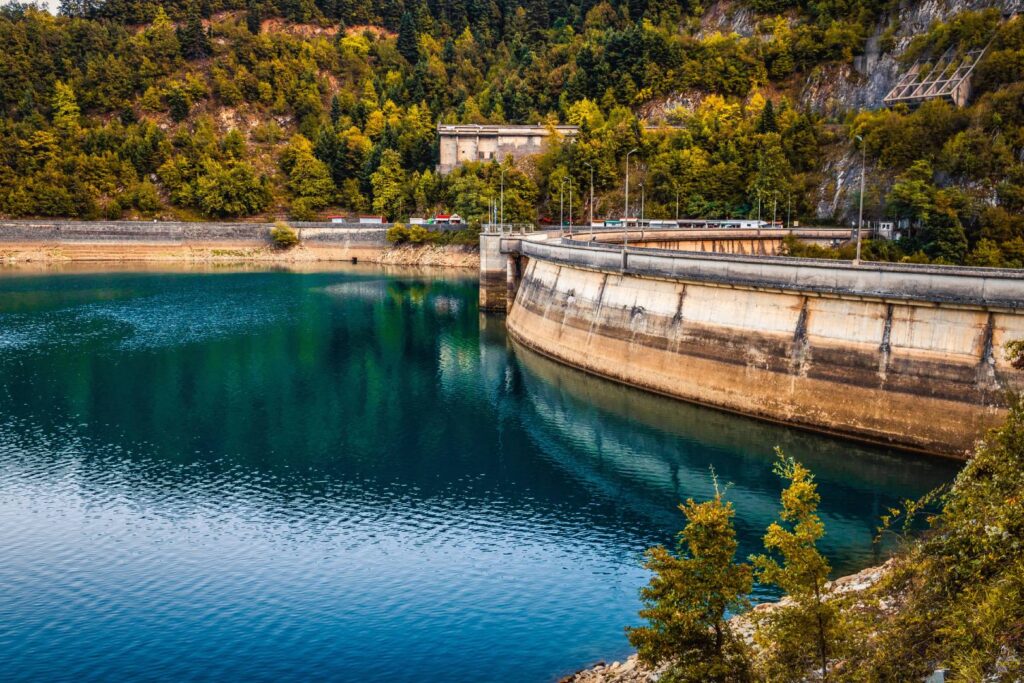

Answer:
[884,43,989,108]
[437,124,578,173]
[482,229,1024,457]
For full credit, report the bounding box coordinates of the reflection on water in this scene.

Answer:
[0,267,959,682]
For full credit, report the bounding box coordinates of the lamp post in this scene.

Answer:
[584,162,594,238]
[559,176,567,232]
[855,134,865,266]
[500,165,508,232]
[568,175,573,231]
[625,148,638,249]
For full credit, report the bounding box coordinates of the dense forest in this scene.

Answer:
[1,0,1024,264]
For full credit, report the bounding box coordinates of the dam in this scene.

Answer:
[482,229,1024,457]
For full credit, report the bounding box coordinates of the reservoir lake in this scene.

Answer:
[0,266,960,682]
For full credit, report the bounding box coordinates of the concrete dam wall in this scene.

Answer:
[500,236,1024,457]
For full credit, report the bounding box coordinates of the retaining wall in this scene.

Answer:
[0,220,389,244]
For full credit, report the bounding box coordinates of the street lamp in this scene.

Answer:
[559,175,568,231]
[569,176,574,230]
[855,134,866,266]
[625,148,638,249]
[584,162,594,238]
[500,165,508,232]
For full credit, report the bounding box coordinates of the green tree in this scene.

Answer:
[371,148,406,220]
[177,1,212,60]
[925,208,969,264]
[288,152,335,208]
[751,450,841,681]
[195,160,271,217]
[756,99,778,134]
[52,81,81,137]
[627,478,754,682]
[888,160,936,224]
[397,11,419,63]
[966,238,1005,268]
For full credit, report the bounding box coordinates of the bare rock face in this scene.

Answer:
[699,0,758,38]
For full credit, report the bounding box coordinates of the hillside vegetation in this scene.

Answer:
[1,1,1024,264]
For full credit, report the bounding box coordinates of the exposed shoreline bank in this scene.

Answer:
[0,241,480,269]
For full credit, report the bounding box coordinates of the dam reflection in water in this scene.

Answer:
[0,268,959,682]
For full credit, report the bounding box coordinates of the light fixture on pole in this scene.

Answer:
[584,162,594,238]
[568,175,573,231]
[855,134,865,266]
[500,165,508,232]
[559,175,567,232]
[625,148,638,249]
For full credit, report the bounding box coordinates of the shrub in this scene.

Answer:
[270,221,299,249]
[386,224,411,243]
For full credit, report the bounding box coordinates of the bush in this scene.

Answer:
[270,221,299,249]
[386,224,411,243]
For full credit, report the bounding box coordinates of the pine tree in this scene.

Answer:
[627,475,754,682]
[329,95,343,127]
[751,449,843,681]
[177,1,212,60]
[756,99,778,134]
[246,0,262,34]
[398,11,419,64]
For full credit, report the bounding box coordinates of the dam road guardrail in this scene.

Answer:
[482,230,1024,457]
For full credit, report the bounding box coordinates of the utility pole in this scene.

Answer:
[787,193,791,230]
[675,187,680,221]
[855,134,866,266]
[772,194,777,228]
[584,162,594,238]
[625,148,638,249]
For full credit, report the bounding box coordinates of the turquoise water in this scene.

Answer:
[0,267,959,682]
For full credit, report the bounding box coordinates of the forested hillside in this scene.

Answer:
[2,0,1024,265]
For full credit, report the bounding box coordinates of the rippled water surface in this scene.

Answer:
[0,267,960,682]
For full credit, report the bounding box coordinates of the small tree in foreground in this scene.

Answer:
[270,221,299,249]
[627,474,753,682]
[751,449,843,681]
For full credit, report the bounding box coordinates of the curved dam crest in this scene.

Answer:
[490,232,1024,457]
